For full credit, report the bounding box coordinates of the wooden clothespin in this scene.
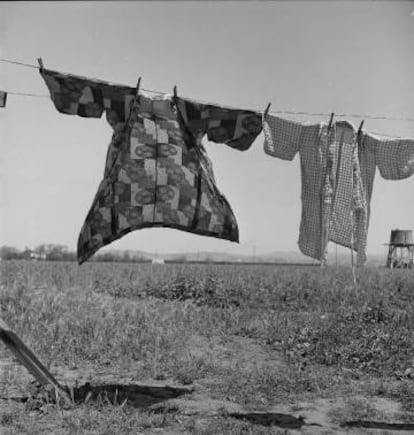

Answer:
[133,77,142,106]
[264,102,272,119]
[37,57,44,70]
[328,112,334,130]
[357,120,364,146]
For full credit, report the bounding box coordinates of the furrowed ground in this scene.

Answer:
[0,260,413,434]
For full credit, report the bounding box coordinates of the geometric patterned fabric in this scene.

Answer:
[40,68,263,264]
[263,115,414,266]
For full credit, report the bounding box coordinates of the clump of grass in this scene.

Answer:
[276,299,414,376]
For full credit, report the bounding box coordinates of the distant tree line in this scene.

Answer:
[0,244,150,263]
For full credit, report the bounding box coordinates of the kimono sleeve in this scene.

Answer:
[365,134,414,180]
[263,115,309,161]
[40,68,136,125]
[40,68,105,118]
[175,98,263,151]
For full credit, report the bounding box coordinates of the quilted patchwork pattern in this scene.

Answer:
[41,69,262,263]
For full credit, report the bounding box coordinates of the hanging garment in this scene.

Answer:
[263,115,414,266]
[40,68,262,263]
[0,91,7,107]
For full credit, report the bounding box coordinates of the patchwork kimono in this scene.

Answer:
[263,115,414,266]
[40,69,262,263]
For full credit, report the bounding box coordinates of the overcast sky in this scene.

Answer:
[1,1,413,258]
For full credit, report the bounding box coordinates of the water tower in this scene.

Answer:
[386,229,414,269]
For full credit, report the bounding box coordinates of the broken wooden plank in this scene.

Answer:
[0,317,71,403]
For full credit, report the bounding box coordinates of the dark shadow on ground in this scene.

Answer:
[2,382,192,409]
[71,382,191,407]
[341,421,414,431]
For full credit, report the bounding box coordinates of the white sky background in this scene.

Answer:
[0,1,413,258]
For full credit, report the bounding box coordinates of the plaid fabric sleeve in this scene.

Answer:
[263,115,308,161]
[365,134,414,180]
[175,98,263,151]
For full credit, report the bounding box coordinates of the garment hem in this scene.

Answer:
[78,222,239,265]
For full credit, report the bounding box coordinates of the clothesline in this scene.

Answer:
[0,58,166,95]
[269,110,414,123]
[4,88,414,128]
[0,90,406,139]
[0,59,39,69]
[6,91,49,99]
[1,57,414,140]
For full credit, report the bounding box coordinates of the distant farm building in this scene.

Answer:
[152,258,165,264]
[20,248,47,261]
[30,251,47,261]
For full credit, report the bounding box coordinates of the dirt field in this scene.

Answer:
[1,260,414,434]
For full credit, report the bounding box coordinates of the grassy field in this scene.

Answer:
[0,260,414,434]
